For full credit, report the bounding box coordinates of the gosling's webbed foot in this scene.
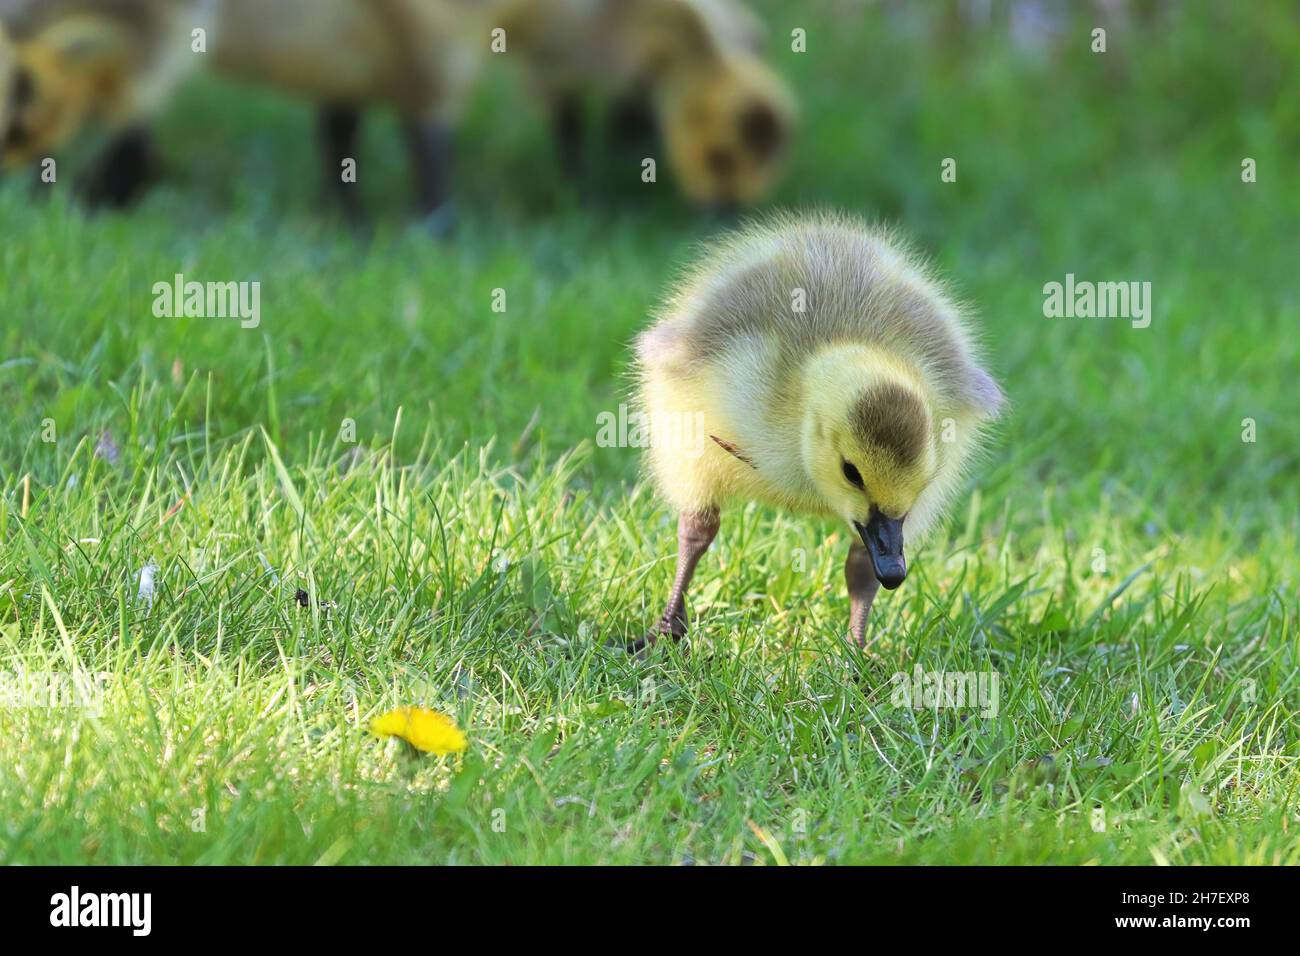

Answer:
[624,634,654,658]
[625,613,687,657]
[417,199,457,239]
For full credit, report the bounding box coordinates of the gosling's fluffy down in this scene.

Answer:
[632,212,1003,648]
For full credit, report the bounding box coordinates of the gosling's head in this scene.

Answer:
[0,17,128,171]
[657,55,796,210]
[801,350,937,590]
[639,1,796,210]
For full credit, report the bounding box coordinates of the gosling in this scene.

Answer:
[632,213,1004,651]
[498,0,796,211]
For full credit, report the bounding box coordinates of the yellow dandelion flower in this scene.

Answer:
[370,706,467,755]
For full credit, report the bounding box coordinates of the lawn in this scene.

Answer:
[1,1,1297,864]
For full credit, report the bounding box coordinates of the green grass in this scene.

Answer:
[1,1,1298,864]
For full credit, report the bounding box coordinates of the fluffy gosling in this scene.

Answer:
[499,0,796,210]
[633,213,1004,651]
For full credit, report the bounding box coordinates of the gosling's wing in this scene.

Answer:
[961,365,1005,419]
[635,320,697,379]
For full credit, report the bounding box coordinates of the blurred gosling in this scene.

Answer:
[0,0,204,205]
[0,0,495,221]
[498,0,796,211]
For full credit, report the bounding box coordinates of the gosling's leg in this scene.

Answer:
[845,541,881,648]
[318,105,364,225]
[78,127,159,208]
[550,93,584,181]
[607,89,656,153]
[630,507,720,654]
[402,117,455,235]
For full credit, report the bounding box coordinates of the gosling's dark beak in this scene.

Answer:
[853,508,907,590]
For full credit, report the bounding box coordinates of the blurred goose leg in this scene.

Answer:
[403,118,455,236]
[551,93,584,182]
[26,162,52,202]
[79,127,158,209]
[318,105,364,225]
[607,90,655,152]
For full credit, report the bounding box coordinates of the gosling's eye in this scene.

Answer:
[841,460,864,489]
